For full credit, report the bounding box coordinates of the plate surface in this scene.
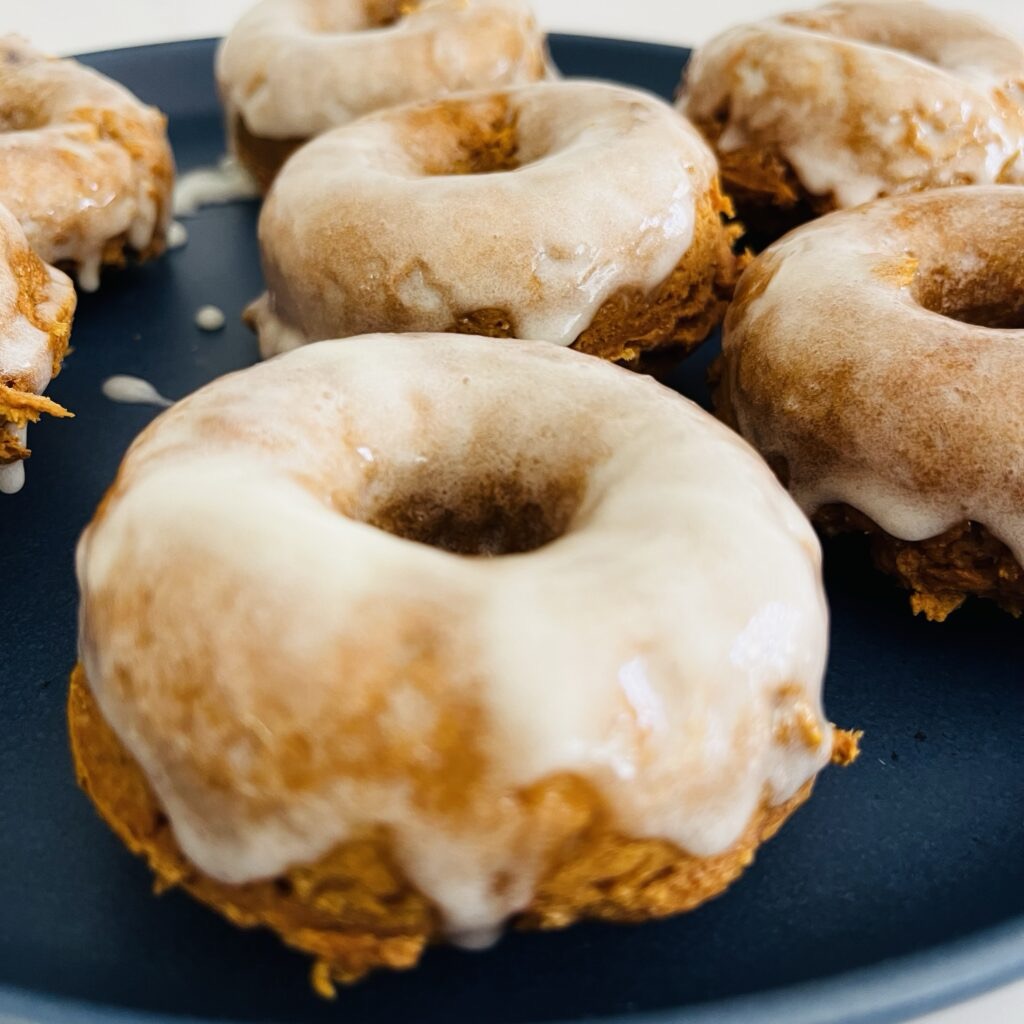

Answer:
[1,35,1023,1024]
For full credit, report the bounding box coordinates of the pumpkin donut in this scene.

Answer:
[0,36,173,290]
[246,82,741,367]
[217,0,551,190]
[73,333,854,988]
[681,2,1024,240]
[719,187,1024,620]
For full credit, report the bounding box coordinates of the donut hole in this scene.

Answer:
[402,97,523,176]
[310,1,420,32]
[362,0,419,29]
[914,262,1024,329]
[365,474,585,556]
[0,101,48,132]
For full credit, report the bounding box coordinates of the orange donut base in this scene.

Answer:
[68,664,858,993]
[816,505,1024,622]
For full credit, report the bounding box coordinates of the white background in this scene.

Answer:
[5,0,1024,52]
[5,3,1023,1022]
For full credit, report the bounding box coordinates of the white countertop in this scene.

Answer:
[6,3,1023,1022]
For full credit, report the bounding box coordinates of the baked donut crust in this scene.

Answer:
[816,506,1024,622]
[681,2,1024,239]
[217,0,551,189]
[69,665,858,991]
[247,84,741,366]
[0,36,174,290]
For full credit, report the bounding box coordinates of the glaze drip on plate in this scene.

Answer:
[101,375,173,408]
[173,157,260,217]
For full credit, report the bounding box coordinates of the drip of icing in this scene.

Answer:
[77,333,833,938]
[102,375,173,408]
[450,927,503,951]
[0,424,27,495]
[77,258,102,294]
[0,452,26,494]
[194,305,226,331]
[173,157,260,217]
[247,295,311,359]
[167,221,189,250]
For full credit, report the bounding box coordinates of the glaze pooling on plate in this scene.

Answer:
[683,1,1024,208]
[194,305,226,331]
[166,221,189,250]
[101,375,172,408]
[721,186,1024,565]
[0,36,173,290]
[217,0,552,141]
[76,333,833,937]
[248,80,720,356]
[173,157,260,217]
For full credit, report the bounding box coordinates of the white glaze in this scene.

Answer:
[683,2,1024,208]
[0,35,173,288]
[0,437,25,494]
[173,157,260,217]
[101,375,172,408]
[166,221,189,250]
[722,186,1024,564]
[194,305,226,332]
[0,201,75,493]
[77,333,832,936]
[250,81,720,356]
[217,0,551,141]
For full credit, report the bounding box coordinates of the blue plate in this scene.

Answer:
[1,34,1022,1024]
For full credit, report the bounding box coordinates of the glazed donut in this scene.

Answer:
[718,186,1024,621]
[0,201,76,495]
[246,82,741,366]
[681,2,1024,238]
[0,36,174,290]
[217,0,551,190]
[72,333,853,987]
